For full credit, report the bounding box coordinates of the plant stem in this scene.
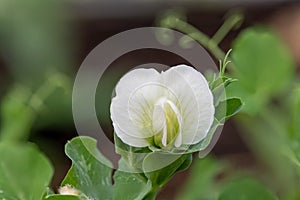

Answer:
[143,188,159,200]
[161,11,243,61]
[170,18,225,61]
[211,12,243,45]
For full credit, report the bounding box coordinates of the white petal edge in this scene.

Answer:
[113,122,149,147]
[166,99,183,147]
[171,64,215,144]
[160,66,201,145]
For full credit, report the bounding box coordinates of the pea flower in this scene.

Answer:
[110,65,214,150]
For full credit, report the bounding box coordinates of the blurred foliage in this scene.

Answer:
[0,0,74,86]
[0,0,75,199]
[218,178,278,200]
[227,27,295,114]
[0,0,75,131]
[0,86,34,141]
[0,3,300,200]
[0,142,53,200]
[226,27,300,199]
[176,156,225,200]
[0,72,71,142]
[177,156,279,200]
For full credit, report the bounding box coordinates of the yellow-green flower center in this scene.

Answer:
[152,98,182,148]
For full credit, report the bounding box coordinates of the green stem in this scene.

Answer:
[161,12,243,62]
[170,18,225,61]
[28,72,70,112]
[211,13,243,45]
[143,188,159,200]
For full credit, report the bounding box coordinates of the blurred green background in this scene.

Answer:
[1,1,300,199]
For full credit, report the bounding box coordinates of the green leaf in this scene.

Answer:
[0,142,53,200]
[114,138,192,200]
[218,178,278,200]
[42,187,54,198]
[62,136,113,200]
[215,98,243,121]
[227,27,295,114]
[113,168,152,200]
[114,134,150,172]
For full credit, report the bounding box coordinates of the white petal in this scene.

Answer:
[160,66,201,145]
[115,68,159,98]
[152,102,166,134]
[174,131,182,148]
[162,125,167,147]
[165,99,183,147]
[127,83,166,137]
[110,68,161,146]
[113,123,149,147]
[171,64,215,144]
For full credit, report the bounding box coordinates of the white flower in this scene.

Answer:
[58,185,79,196]
[110,64,214,149]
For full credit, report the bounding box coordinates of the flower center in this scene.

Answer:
[152,97,182,148]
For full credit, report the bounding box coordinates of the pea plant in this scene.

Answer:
[0,10,299,200]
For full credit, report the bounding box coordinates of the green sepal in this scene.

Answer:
[142,152,191,188]
[215,97,243,121]
[114,134,151,172]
